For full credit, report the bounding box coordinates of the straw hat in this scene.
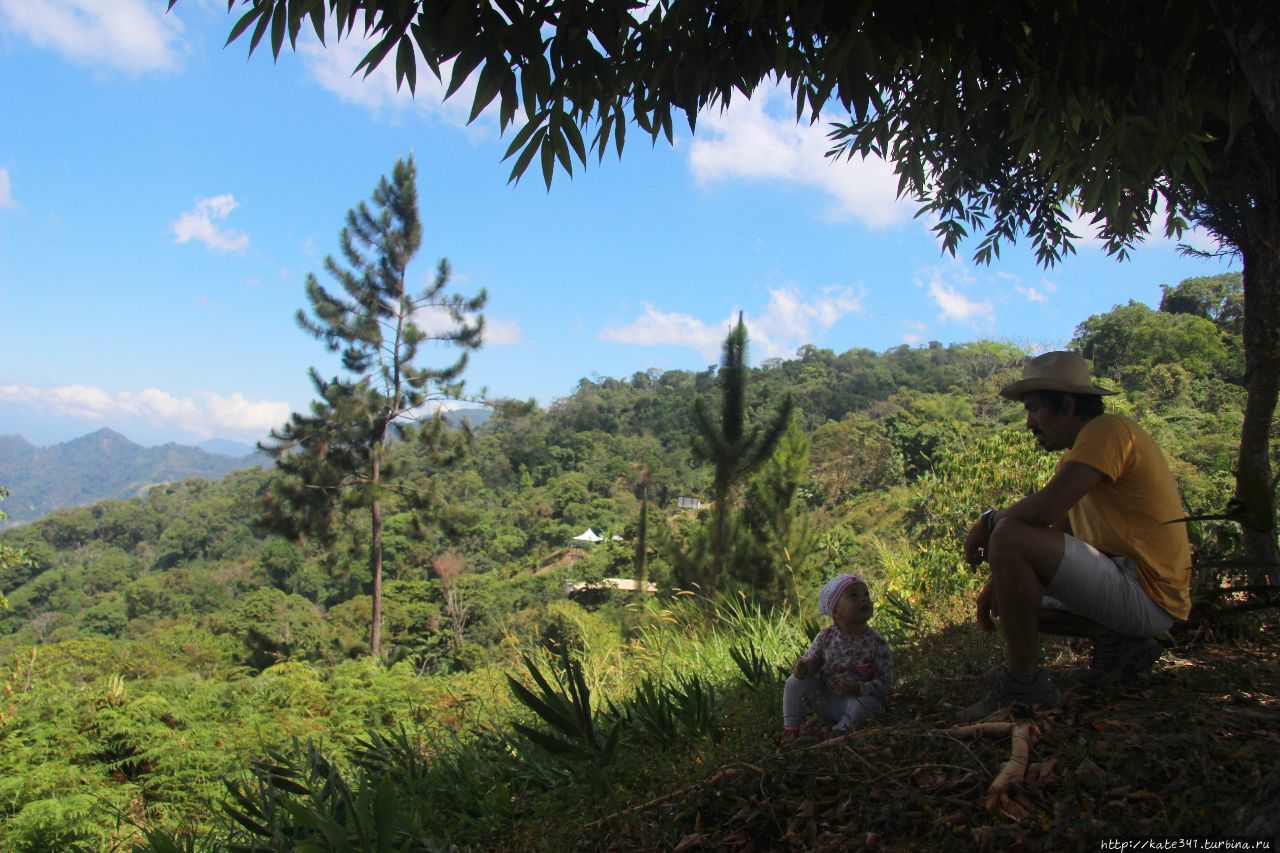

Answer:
[999,351,1117,400]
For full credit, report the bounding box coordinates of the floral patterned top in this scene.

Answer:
[798,626,893,704]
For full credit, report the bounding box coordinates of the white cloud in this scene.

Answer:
[172,194,250,252]
[198,391,291,437]
[299,28,484,130]
[600,284,865,361]
[749,285,864,358]
[0,168,14,208]
[1064,199,1231,256]
[901,321,927,346]
[688,86,910,227]
[1178,225,1230,256]
[410,305,516,344]
[1016,279,1059,304]
[482,317,523,345]
[600,305,726,361]
[918,267,993,326]
[0,383,290,441]
[0,0,182,74]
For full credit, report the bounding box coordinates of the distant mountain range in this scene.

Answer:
[0,410,493,526]
[0,429,267,526]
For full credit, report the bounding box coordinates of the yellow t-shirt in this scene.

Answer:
[1061,414,1192,620]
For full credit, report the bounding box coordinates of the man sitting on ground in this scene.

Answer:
[959,351,1192,722]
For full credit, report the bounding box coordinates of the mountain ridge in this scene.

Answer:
[0,428,266,526]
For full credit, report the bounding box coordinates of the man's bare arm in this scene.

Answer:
[994,461,1107,528]
[964,462,1105,567]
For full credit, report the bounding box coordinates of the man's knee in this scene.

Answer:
[988,518,1064,584]
[988,517,1034,562]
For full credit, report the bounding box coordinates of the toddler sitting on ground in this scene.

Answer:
[783,574,893,738]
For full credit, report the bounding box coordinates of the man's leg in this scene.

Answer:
[1038,608,1101,638]
[1041,541,1175,683]
[958,518,1068,722]
[986,518,1066,672]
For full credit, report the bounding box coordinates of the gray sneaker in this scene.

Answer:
[1106,636,1164,682]
[1076,630,1123,683]
[1077,629,1163,684]
[958,667,1063,723]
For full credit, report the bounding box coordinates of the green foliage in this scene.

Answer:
[808,412,904,502]
[222,736,431,851]
[208,2,1262,250]
[611,676,681,744]
[260,155,485,657]
[224,588,328,670]
[201,0,1280,570]
[1074,301,1242,386]
[0,485,22,609]
[0,433,257,527]
[506,647,621,788]
[733,419,817,607]
[881,391,977,479]
[1159,272,1244,335]
[728,642,780,691]
[852,425,1058,613]
[0,278,1257,845]
[871,591,919,649]
[685,314,793,597]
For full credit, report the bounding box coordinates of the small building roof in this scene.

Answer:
[572,528,603,542]
[563,578,660,594]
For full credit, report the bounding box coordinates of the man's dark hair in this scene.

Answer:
[1032,390,1106,420]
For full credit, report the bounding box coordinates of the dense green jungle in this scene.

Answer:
[1,272,1275,850]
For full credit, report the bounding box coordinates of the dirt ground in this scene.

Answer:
[579,621,1280,851]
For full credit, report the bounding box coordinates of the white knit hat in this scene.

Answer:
[819,573,865,616]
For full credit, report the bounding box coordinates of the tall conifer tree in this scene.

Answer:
[261,156,485,657]
[689,313,792,597]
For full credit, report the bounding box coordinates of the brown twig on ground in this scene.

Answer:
[985,720,1036,812]
[581,763,766,829]
[948,721,1015,738]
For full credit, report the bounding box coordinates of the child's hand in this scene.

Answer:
[836,677,861,696]
[793,658,814,679]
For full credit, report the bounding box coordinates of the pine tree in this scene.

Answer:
[633,468,650,594]
[736,420,817,608]
[261,156,485,657]
[689,313,792,597]
[0,485,22,609]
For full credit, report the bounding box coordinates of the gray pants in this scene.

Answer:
[783,675,884,730]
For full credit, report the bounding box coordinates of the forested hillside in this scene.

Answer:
[0,429,263,526]
[0,273,1269,849]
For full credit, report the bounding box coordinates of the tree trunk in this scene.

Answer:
[709,475,731,597]
[370,454,384,657]
[635,487,649,594]
[1237,234,1280,585]
[1211,1,1280,139]
[1199,109,1280,585]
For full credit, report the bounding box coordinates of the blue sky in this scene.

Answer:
[0,1,1239,449]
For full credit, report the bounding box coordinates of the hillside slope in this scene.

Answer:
[543,623,1280,851]
[0,429,263,525]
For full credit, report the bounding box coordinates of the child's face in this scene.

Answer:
[833,581,873,632]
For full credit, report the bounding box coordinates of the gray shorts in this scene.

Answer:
[1042,535,1175,638]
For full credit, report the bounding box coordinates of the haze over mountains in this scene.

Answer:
[0,409,494,526]
[0,429,265,526]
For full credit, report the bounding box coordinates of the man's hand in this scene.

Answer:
[793,657,815,679]
[975,578,999,632]
[964,516,990,566]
